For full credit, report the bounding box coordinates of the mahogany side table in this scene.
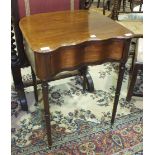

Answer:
[19,10,134,147]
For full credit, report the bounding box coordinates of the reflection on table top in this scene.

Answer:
[19,10,134,52]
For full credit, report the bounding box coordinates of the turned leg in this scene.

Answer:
[118,0,122,11]
[42,81,52,148]
[31,67,38,106]
[111,63,125,125]
[12,67,28,111]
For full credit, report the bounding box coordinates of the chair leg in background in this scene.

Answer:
[12,67,28,111]
[126,64,138,102]
[130,0,134,11]
[123,0,126,12]
[31,67,38,106]
[83,72,87,92]
[107,0,111,10]
[103,0,106,15]
[118,0,122,11]
[79,66,87,92]
[79,66,94,93]
[42,81,52,148]
[85,72,94,92]
[130,51,136,74]
[111,63,125,125]
[97,0,100,7]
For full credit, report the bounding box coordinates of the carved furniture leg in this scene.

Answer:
[41,81,52,148]
[31,67,38,106]
[12,67,28,111]
[11,23,28,111]
[111,0,119,20]
[118,0,122,11]
[111,63,125,125]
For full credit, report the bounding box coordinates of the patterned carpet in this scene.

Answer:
[11,49,143,154]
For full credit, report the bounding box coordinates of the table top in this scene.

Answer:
[19,10,134,53]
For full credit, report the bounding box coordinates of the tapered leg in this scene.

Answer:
[42,81,52,148]
[111,63,125,125]
[126,64,139,102]
[31,67,38,106]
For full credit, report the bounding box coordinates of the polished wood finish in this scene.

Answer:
[20,11,133,52]
[34,39,128,80]
[19,10,133,147]
[12,0,90,111]
[19,10,134,80]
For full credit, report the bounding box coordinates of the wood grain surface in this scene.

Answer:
[19,10,134,52]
